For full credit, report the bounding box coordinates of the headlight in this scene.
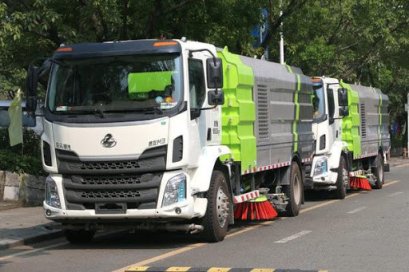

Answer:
[162,174,186,207]
[313,157,328,176]
[45,177,61,208]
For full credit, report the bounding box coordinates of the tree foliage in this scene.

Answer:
[0,0,408,125]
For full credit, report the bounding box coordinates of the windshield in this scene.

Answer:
[47,54,182,115]
[313,83,326,121]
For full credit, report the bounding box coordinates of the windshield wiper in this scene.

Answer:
[142,107,163,115]
[103,107,163,115]
[56,106,163,116]
[55,106,105,118]
[94,107,105,118]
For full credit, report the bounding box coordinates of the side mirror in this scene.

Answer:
[338,88,348,107]
[339,107,349,117]
[26,65,38,113]
[38,58,52,87]
[208,90,224,106]
[206,58,223,89]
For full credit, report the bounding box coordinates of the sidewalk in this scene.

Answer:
[389,156,409,167]
[0,156,408,251]
[0,206,62,250]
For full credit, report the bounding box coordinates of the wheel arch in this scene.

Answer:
[328,140,349,171]
[278,153,303,186]
[341,151,351,172]
[190,146,231,193]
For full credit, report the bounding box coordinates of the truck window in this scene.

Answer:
[327,87,335,124]
[313,85,325,120]
[188,59,205,110]
[47,54,183,115]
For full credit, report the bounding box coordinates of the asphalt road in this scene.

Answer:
[0,163,408,272]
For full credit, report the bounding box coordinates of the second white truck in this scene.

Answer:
[306,76,390,198]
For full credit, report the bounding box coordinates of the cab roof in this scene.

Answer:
[53,39,182,59]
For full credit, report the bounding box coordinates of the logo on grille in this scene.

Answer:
[101,134,117,148]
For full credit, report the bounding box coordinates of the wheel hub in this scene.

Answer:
[294,174,301,205]
[342,168,349,186]
[216,187,229,227]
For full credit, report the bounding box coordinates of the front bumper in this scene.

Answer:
[44,170,208,221]
[304,156,338,190]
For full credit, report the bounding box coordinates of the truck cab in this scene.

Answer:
[306,77,349,197]
[27,38,317,243]
[29,39,232,242]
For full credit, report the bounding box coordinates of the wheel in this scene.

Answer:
[201,170,230,242]
[282,162,302,217]
[335,156,348,199]
[64,229,95,244]
[372,153,384,189]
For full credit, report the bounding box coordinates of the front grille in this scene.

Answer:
[80,190,141,200]
[56,145,167,174]
[81,175,143,186]
[67,188,156,202]
[63,173,163,211]
[57,146,167,211]
[79,160,139,171]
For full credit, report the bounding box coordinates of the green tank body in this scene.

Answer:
[218,47,315,174]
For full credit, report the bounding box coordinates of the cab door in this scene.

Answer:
[186,54,222,166]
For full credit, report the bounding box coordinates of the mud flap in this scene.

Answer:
[279,165,291,186]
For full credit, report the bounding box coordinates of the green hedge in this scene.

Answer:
[0,129,46,176]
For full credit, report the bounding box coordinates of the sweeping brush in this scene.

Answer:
[350,175,372,191]
[234,195,278,221]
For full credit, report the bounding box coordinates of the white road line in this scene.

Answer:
[274,230,312,244]
[388,192,403,197]
[347,206,367,214]
[395,163,409,168]
[0,242,68,262]
[383,180,400,187]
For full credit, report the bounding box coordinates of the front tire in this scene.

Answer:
[201,170,230,242]
[335,156,348,199]
[373,153,384,189]
[282,162,302,217]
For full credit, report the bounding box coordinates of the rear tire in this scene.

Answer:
[65,229,95,244]
[282,162,302,217]
[335,156,348,199]
[201,170,230,242]
[373,153,384,189]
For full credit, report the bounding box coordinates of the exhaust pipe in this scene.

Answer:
[132,223,204,234]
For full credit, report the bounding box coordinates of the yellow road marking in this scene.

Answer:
[383,180,400,187]
[166,267,191,272]
[207,268,231,272]
[126,267,150,271]
[113,244,206,272]
[300,180,400,214]
[300,199,341,214]
[226,221,274,238]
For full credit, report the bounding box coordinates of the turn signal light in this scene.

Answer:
[56,47,73,52]
[153,41,177,47]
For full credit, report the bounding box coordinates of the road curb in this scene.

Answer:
[0,224,64,251]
